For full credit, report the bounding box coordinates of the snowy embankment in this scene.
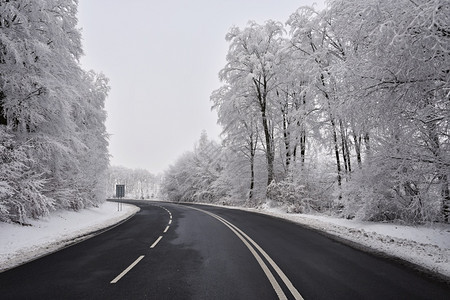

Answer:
[249,205,450,279]
[0,201,139,272]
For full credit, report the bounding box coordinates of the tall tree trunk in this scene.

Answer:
[341,120,352,175]
[331,117,342,186]
[292,143,297,163]
[0,91,7,126]
[249,151,255,201]
[364,132,371,164]
[339,120,349,176]
[291,86,307,171]
[262,110,274,187]
[282,108,291,172]
[345,134,351,174]
[248,126,257,202]
[320,73,341,186]
[244,118,258,204]
[441,175,450,223]
[352,128,362,168]
[300,126,306,168]
[301,92,307,168]
[254,77,274,189]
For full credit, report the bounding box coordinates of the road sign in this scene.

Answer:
[116,184,125,198]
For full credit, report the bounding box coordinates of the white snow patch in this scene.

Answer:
[252,205,450,278]
[190,200,450,278]
[0,201,139,272]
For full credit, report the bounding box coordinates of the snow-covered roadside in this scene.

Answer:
[249,205,450,279]
[180,200,450,279]
[0,201,139,272]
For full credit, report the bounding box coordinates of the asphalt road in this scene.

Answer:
[0,200,449,299]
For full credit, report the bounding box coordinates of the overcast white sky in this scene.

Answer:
[78,0,325,174]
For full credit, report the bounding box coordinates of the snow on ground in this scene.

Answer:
[248,204,450,279]
[0,201,139,272]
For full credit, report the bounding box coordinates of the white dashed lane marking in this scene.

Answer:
[150,236,163,248]
[110,205,175,284]
[110,255,145,284]
[147,205,173,250]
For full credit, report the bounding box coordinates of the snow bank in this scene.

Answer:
[176,200,450,278]
[0,201,139,272]
[252,205,450,279]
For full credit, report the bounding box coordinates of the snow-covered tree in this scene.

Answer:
[163,1,450,224]
[107,166,158,199]
[0,128,51,223]
[0,0,110,222]
[326,0,450,222]
[161,132,228,203]
[212,84,261,202]
[219,21,285,188]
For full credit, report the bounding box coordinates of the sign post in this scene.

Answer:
[115,184,125,211]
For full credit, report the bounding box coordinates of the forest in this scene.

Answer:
[0,1,109,223]
[107,166,160,200]
[161,0,450,224]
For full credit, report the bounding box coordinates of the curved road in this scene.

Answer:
[0,200,449,299]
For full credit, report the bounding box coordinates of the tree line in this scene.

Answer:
[0,0,109,223]
[162,0,450,224]
[107,166,160,199]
